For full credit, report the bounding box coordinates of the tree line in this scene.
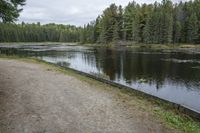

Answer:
[0,22,81,42]
[0,0,200,44]
[80,0,200,44]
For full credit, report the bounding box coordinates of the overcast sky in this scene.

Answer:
[18,0,182,26]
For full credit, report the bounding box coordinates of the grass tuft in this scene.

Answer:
[155,109,200,133]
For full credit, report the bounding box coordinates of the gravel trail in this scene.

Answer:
[0,59,175,133]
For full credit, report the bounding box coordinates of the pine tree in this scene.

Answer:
[112,22,120,42]
[143,17,151,44]
[160,0,173,44]
[118,5,123,40]
[123,1,137,41]
[59,31,64,42]
[0,0,26,22]
[173,21,181,43]
[99,25,107,44]
[186,13,198,43]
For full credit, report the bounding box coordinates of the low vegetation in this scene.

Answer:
[126,44,200,49]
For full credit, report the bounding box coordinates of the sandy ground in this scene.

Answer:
[0,59,175,133]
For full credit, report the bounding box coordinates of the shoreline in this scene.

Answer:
[34,57,200,120]
[1,42,200,55]
[83,43,200,50]
[1,42,200,49]
[0,56,200,132]
[0,42,78,46]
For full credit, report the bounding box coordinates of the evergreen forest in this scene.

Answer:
[0,0,200,44]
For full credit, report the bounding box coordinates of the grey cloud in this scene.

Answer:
[18,0,182,26]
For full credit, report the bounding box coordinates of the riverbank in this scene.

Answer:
[0,56,200,133]
[1,42,200,50]
[84,43,200,49]
[0,42,77,46]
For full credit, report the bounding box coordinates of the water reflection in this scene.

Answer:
[0,45,200,112]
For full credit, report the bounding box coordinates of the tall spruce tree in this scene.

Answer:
[186,13,198,43]
[112,22,120,42]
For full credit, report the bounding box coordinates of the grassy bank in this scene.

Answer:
[83,43,200,49]
[126,44,200,49]
[0,55,200,133]
[0,42,78,45]
[1,42,200,50]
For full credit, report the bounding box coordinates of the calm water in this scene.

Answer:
[0,44,200,112]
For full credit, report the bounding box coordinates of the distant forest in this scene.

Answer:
[0,23,81,42]
[0,0,200,44]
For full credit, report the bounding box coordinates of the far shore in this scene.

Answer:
[83,43,200,49]
[0,42,200,50]
[0,42,78,45]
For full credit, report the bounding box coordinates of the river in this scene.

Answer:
[0,43,200,113]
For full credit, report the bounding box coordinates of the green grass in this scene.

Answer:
[155,110,200,133]
[0,54,200,133]
[0,42,78,45]
[126,43,200,49]
[83,43,200,50]
[115,87,200,133]
[1,42,199,50]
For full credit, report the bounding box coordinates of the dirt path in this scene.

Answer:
[0,59,175,133]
